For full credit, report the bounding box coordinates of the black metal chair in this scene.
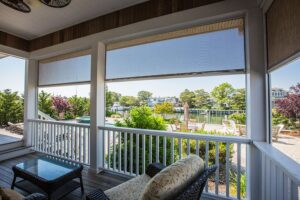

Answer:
[86,163,217,200]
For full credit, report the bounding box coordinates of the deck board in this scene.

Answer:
[0,133,22,145]
[0,153,129,200]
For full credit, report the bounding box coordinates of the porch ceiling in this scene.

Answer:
[0,0,224,52]
[0,0,148,40]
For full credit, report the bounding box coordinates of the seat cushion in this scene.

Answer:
[0,188,24,200]
[104,174,151,200]
[141,155,204,200]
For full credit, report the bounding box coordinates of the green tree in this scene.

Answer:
[119,96,138,107]
[137,90,152,105]
[38,90,53,116]
[106,90,121,108]
[0,89,24,125]
[116,106,166,130]
[154,102,174,118]
[179,89,195,107]
[231,88,246,110]
[194,89,211,109]
[68,95,90,118]
[211,83,235,109]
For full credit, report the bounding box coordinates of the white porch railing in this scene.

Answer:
[98,126,251,199]
[255,142,300,200]
[26,120,300,199]
[28,119,90,165]
[37,110,56,121]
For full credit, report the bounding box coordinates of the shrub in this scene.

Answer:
[51,96,70,119]
[182,130,234,166]
[109,106,175,173]
[272,110,295,129]
[106,110,114,117]
[230,172,246,198]
[115,106,166,130]
[108,134,179,173]
[275,83,300,124]
[164,117,181,124]
[110,107,235,176]
[0,89,24,126]
[229,112,246,124]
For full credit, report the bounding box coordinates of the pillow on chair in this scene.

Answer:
[0,188,23,200]
[141,155,204,200]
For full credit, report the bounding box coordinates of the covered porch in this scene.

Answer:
[0,0,299,199]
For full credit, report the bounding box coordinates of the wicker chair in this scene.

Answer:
[86,163,217,200]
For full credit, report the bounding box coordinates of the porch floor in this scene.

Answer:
[0,153,129,200]
[0,128,22,145]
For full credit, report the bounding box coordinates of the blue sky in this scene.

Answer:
[0,56,25,94]
[271,59,300,89]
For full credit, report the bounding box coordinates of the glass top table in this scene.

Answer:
[12,155,84,200]
[15,156,82,181]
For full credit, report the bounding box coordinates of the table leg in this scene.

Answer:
[11,175,16,189]
[80,175,84,193]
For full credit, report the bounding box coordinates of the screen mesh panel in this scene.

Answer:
[266,0,300,69]
[106,19,245,80]
[39,54,91,86]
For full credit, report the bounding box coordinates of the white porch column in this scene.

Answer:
[90,42,106,171]
[245,7,266,200]
[23,59,38,147]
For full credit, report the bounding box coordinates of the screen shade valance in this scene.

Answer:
[106,19,245,80]
[39,54,91,86]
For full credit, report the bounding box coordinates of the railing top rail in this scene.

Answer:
[254,142,300,185]
[185,109,245,112]
[37,110,56,121]
[28,119,90,128]
[98,126,252,144]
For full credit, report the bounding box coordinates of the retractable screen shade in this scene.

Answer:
[39,54,91,86]
[106,19,245,80]
[266,0,300,69]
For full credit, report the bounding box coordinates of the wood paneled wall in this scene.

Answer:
[0,31,29,51]
[266,0,300,69]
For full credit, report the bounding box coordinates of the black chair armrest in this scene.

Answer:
[146,163,166,178]
[23,193,48,200]
[176,165,218,200]
[86,188,110,200]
